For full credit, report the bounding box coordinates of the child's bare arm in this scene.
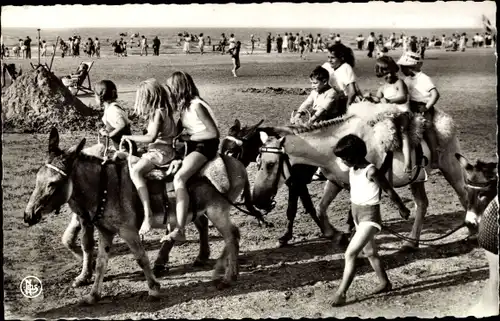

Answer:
[367,166,411,219]
[426,88,440,109]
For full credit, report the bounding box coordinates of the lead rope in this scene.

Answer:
[381,222,467,245]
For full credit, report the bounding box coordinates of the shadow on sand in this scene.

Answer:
[36,210,481,319]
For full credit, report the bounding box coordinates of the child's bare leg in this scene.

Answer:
[402,133,412,174]
[399,115,412,174]
[168,152,208,242]
[363,236,392,294]
[130,158,156,235]
[330,224,379,306]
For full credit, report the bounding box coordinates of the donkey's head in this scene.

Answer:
[24,128,86,226]
[455,153,497,229]
[252,131,291,212]
[220,119,264,167]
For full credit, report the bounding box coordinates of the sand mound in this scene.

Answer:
[241,87,310,95]
[2,66,100,133]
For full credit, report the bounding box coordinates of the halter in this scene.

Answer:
[465,179,497,191]
[257,137,294,209]
[45,163,68,177]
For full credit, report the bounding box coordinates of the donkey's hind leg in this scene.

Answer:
[193,214,210,267]
[205,202,240,289]
[401,182,429,252]
[120,227,161,297]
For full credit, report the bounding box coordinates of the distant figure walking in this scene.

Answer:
[24,36,32,59]
[140,35,148,56]
[229,41,241,77]
[356,34,364,50]
[277,34,283,53]
[152,36,160,56]
[266,33,272,53]
[95,37,100,58]
[198,33,205,55]
[367,32,375,58]
[183,33,191,54]
[250,34,256,54]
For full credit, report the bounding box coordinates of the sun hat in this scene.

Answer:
[397,51,422,66]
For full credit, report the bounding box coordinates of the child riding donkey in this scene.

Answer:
[397,51,441,169]
[119,78,178,235]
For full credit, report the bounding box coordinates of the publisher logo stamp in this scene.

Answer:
[20,276,42,298]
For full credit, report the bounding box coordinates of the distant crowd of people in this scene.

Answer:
[1,30,496,60]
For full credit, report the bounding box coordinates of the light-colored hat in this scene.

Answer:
[397,51,422,66]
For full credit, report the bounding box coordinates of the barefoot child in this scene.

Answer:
[95,80,137,155]
[397,51,441,169]
[364,56,412,175]
[330,134,411,306]
[120,79,177,235]
[164,71,220,242]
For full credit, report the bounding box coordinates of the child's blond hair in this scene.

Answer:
[133,78,172,120]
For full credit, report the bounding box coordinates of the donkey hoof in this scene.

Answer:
[72,277,91,288]
[213,279,231,290]
[400,243,419,252]
[153,264,169,277]
[80,293,100,305]
[192,258,210,268]
[148,287,162,298]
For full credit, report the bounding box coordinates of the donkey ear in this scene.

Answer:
[233,119,241,130]
[455,153,472,170]
[259,131,269,144]
[68,138,86,156]
[48,127,59,154]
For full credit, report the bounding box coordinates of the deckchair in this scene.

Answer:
[70,61,94,96]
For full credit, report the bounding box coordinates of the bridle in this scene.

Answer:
[464,179,497,192]
[45,163,68,177]
[257,137,294,211]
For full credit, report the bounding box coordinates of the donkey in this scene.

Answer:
[252,104,469,251]
[455,153,498,317]
[221,119,333,247]
[24,128,261,304]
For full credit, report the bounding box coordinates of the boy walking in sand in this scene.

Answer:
[329,134,410,306]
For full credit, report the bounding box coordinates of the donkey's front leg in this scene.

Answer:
[72,220,95,287]
[62,213,83,260]
[279,181,301,247]
[120,227,161,297]
[317,180,343,241]
[401,182,428,251]
[81,229,113,304]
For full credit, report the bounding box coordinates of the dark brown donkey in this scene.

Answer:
[455,153,498,317]
[24,128,262,304]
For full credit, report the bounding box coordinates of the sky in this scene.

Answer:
[1,2,496,29]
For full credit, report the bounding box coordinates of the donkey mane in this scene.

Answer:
[286,114,354,135]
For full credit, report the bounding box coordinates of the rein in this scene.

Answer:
[381,222,467,245]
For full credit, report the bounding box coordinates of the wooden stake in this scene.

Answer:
[49,36,59,72]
